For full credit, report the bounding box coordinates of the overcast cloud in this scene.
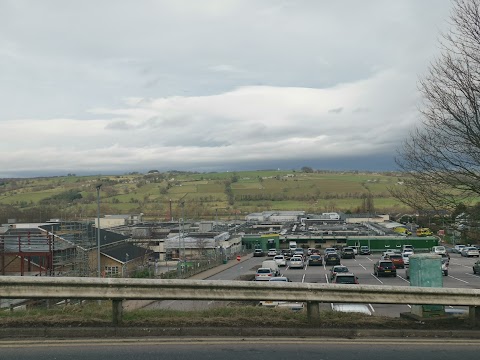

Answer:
[0,0,452,177]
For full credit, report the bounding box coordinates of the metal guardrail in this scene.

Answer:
[1,276,479,325]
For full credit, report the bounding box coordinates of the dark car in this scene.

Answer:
[308,254,323,266]
[253,249,265,257]
[325,253,341,266]
[341,247,355,259]
[387,254,405,269]
[360,246,371,255]
[281,249,292,259]
[474,260,480,274]
[331,273,359,284]
[374,260,396,277]
[329,265,350,280]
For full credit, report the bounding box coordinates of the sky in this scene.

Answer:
[0,0,454,177]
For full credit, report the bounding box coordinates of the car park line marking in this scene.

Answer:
[304,263,308,271]
[302,274,306,283]
[368,304,375,313]
[451,262,471,268]
[366,257,374,262]
[397,275,410,283]
[370,273,384,284]
[465,273,480,278]
[406,304,412,308]
[448,275,469,284]
[325,274,329,283]
[359,263,366,270]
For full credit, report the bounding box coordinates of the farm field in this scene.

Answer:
[0,170,411,223]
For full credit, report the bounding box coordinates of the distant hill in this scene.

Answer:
[0,170,410,223]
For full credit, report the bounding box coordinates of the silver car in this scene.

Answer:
[289,257,304,269]
[461,247,480,257]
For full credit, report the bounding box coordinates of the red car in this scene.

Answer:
[387,254,405,269]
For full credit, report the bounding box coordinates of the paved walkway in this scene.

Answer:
[123,253,253,310]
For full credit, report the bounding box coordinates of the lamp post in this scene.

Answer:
[96,184,102,278]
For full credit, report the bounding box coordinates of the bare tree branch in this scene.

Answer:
[391,0,480,211]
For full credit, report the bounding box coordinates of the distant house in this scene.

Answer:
[96,214,144,229]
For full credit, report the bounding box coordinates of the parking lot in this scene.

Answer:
[255,251,480,317]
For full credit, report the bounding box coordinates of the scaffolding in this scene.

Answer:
[50,221,96,277]
[0,221,97,277]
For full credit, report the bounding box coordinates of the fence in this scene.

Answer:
[1,276,480,326]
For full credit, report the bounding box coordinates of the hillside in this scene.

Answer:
[0,170,411,223]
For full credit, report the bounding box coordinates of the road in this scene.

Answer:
[0,338,479,360]
[143,252,480,316]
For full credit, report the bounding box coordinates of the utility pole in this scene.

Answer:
[96,184,102,278]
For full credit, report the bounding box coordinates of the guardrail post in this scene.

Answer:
[307,301,320,323]
[469,306,480,326]
[112,299,123,325]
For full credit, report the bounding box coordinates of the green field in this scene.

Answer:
[0,170,410,222]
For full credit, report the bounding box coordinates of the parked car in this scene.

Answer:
[307,248,317,256]
[453,244,466,253]
[289,257,304,269]
[360,246,371,255]
[261,260,280,276]
[431,246,447,255]
[269,276,291,282]
[332,303,372,315]
[329,265,350,280]
[324,247,337,255]
[281,249,292,259]
[259,277,298,309]
[324,253,341,266]
[293,248,305,258]
[473,260,480,274]
[267,248,278,257]
[387,254,405,269]
[461,246,480,257]
[307,254,323,266]
[402,244,414,252]
[255,267,275,281]
[401,252,411,266]
[341,247,355,259]
[253,249,265,257]
[274,255,287,267]
[331,273,359,284]
[373,260,397,277]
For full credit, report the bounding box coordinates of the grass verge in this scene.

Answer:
[0,302,474,330]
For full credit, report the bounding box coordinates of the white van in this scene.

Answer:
[289,241,297,251]
[262,260,280,276]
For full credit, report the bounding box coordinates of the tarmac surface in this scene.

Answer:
[3,254,480,340]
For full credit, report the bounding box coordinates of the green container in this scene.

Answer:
[223,259,228,264]
[409,254,444,317]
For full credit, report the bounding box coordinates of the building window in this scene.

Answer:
[104,266,119,277]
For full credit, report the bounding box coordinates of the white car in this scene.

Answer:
[453,244,466,253]
[273,255,287,267]
[461,247,480,257]
[402,252,411,266]
[431,246,447,255]
[255,267,275,281]
[267,248,278,257]
[289,257,304,269]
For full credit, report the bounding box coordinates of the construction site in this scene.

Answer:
[0,221,97,277]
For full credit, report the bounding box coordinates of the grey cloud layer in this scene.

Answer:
[0,0,452,176]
